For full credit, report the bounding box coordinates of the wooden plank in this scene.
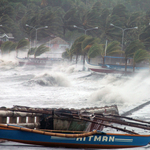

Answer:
[28,117,35,123]
[9,117,17,124]
[18,117,26,123]
[0,117,7,124]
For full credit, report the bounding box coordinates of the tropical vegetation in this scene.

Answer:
[0,0,150,72]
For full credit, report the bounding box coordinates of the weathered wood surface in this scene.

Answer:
[0,105,119,130]
[0,110,41,117]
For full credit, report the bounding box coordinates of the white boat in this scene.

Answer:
[16,57,62,66]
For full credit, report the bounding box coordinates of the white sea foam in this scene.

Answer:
[88,72,150,112]
[30,72,71,87]
[0,56,149,112]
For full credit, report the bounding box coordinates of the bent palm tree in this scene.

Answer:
[70,35,87,64]
[133,49,150,72]
[34,44,49,58]
[65,48,74,61]
[1,41,13,55]
[88,43,102,63]
[28,47,37,57]
[81,36,96,68]
[100,41,123,65]
[16,39,29,57]
[125,40,145,72]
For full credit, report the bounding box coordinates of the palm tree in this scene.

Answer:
[139,25,150,51]
[81,36,96,68]
[9,42,17,53]
[1,41,13,55]
[65,48,74,62]
[34,44,49,58]
[133,49,150,72]
[125,40,145,71]
[70,35,87,64]
[100,41,122,65]
[16,39,29,57]
[87,43,102,63]
[28,47,37,58]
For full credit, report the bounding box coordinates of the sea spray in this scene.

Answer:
[28,72,71,87]
[88,73,150,111]
[51,62,83,73]
[0,51,20,70]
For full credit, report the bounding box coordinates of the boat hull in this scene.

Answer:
[16,57,62,66]
[85,60,149,75]
[0,127,150,149]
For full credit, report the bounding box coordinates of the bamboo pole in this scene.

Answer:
[0,110,41,117]
[59,112,150,133]
[94,115,150,131]
[51,115,137,134]
[105,114,150,124]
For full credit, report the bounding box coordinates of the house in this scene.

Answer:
[48,37,69,50]
[42,37,70,59]
[0,33,14,42]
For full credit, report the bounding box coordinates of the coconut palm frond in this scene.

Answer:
[106,41,122,56]
[88,43,102,58]
[34,44,49,57]
[133,49,150,64]
[17,39,29,50]
[28,47,37,55]
[1,41,13,54]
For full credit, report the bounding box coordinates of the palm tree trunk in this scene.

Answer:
[63,27,66,36]
[88,57,90,63]
[83,54,86,70]
[103,57,105,65]
[76,54,78,64]
[125,57,127,72]
[70,55,72,62]
[133,64,135,72]
[16,50,18,57]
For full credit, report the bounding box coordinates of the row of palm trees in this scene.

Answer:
[63,35,150,72]
[1,34,150,73]
[0,39,49,58]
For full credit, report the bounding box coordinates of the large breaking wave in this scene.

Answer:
[27,72,71,87]
[88,73,150,110]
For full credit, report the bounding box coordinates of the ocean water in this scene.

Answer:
[0,55,150,149]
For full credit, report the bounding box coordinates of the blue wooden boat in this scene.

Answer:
[86,56,149,74]
[0,124,150,149]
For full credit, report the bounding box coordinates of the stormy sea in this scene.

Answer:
[0,54,150,150]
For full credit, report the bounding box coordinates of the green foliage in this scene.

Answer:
[106,41,122,56]
[17,39,29,50]
[81,36,95,53]
[139,26,150,50]
[125,40,145,57]
[1,41,13,54]
[62,51,69,59]
[88,43,102,58]
[28,47,37,55]
[34,44,49,57]
[9,42,17,52]
[71,35,87,55]
[133,49,150,64]
[1,0,150,60]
